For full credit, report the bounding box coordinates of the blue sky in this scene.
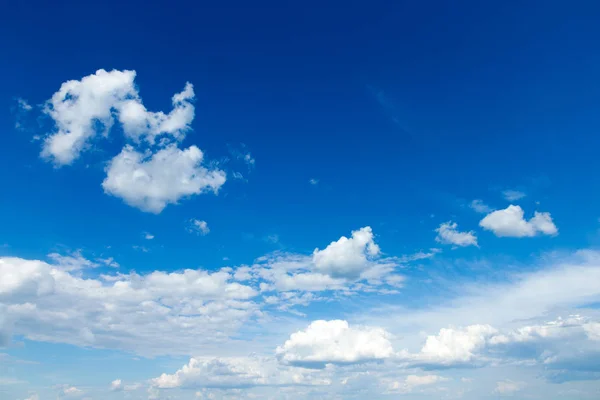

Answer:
[1,1,600,399]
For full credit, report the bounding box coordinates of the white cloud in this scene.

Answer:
[38,69,226,213]
[96,257,119,268]
[276,320,394,366]
[110,379,140,392]
[479,205,558,237]
[117,82,194,144]
[502,190,526,202]
[470,199,493,214]
[435,221,478,247]
[23,394,39,400]
[144,232,155,240]
[233,228,403,297]
[188,219,210,236]
[41,69,137,165]
[0,256,259,356]
[151,356,331,389]
[62,386,83,397]
[41,69,195,165]
[102,145,226,213]
[47,251,97,271]
[399,324,497,367]
[312,226,381,278]
[309,178,319,185]
[494,380,524,395]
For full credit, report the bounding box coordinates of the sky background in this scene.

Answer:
[1,1,600,399]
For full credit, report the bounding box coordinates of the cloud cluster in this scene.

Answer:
[37,69,225,213]
[480,205,557,237]
[236,227,405,298]
[0,256,260,356]
[151,356,332,390]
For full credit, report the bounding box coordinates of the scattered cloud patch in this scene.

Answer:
[494,380,524,395]
[144,232,155,240]
[309,178,319,185]
[502,190,526,202]
[435,222,478,248]
[479,205,558,237]
[47,251,97,271]
[470,199,493,214]
[188,219,210,236]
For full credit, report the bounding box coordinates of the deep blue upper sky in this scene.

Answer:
[2,0,600,268]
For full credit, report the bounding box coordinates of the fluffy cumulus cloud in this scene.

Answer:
[41,69,137,165]
[399,324,498,367]
[312,226,381,278]
[110,379,140,392]
[479,205,558,237]
[238,228,406,297]
[102,145,225,213]
[435,221,478,247]
[276,320,394,367]
[35,69,225,213]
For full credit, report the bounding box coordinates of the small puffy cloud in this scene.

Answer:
[470,199,493,214]
[435,222,478,247]
[502,190,526,202]
[276,320,394,367]
[309,178,319,185]
[110,379,123,391]
[62,386,83,397]
[151,356,331,389]
[144,232,155,240]
[102,145,226,213]
[238,228,402,296]
[494,380,524,395]
[312,227,381,279]
[188,219,210,236]
[479,205,558,237]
